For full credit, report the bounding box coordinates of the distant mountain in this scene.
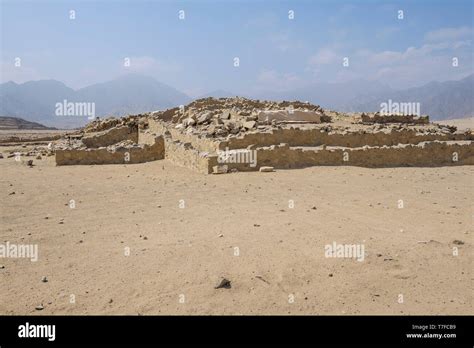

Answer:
[0,74,191,128]
[0,116,56,130]
[76,74,191,116]
[0,80,75,123]
[254,75,473,120]
[254,79,394,111]
[1,73,472,128]
[345,74,474,120]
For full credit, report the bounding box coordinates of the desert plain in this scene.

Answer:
[0,126,472,314]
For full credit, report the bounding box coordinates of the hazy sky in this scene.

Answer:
[1,0,472,96]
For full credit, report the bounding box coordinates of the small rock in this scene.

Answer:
[453,240,464,245]
[243,121,256,130]
[218,234,224,238]
[35,305,44,311]
[212,165,228,174]
[36,155,42,160]
[215,278,231,289]
[27,160,34,167]
[219,111,231,120]
[0,265,5,269]
[183,118,196,127]
[259,166,274,172]
[197,112,212,124]
[41,276,48,283]
[328,273,333,277]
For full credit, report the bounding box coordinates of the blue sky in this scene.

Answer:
[1,0,472,96]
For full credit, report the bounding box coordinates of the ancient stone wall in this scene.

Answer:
[219,127,472,150]
[257,110,321,123]
[82,125,138,148]
[208,141,473,172]
[148,118,220,152]
[163,134,212,174]
[56,135,164,165]
[361,114,429,124]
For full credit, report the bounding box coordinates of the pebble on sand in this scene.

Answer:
[215,278,231,289]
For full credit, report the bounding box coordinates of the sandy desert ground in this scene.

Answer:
[0,138,472,316]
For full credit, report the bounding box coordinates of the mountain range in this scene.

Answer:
[0,73,472,128]
[0,74,190,128]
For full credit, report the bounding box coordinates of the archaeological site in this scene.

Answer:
[53,97,474,172]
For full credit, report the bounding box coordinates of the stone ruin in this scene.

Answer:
[55,97,474,173]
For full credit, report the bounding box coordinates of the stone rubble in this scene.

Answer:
[42,97,474,171]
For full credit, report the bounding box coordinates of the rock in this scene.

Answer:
[452,240,464,245]
[215,128,228,137]
[207,125,216,135]
[259,166,274,172]
[215,278,231,289]
[35,305,44,311]
[41,276,48,283]
[0,265,5,269]
[224,121,236,131]
[220,111,231,120]
[243,121,256,130]
[247,115,258,121]
[26,160,34,167]
[36,155,42,160]
[197,112,212,124]
[0,153,3,159]
[212,165,228,174]
[183,118,196,127]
